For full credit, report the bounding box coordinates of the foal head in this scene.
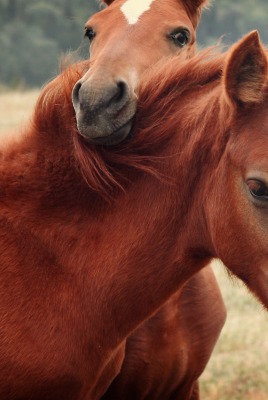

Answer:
[72,0,207,146]
[207,31,268,307]
[127,30,268,309]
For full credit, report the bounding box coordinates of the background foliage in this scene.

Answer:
[1,0,268,87]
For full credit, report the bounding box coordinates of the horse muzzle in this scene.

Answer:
[72,76,137,146]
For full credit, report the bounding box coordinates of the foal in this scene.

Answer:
[73,1,225,398]
[0,31,267,400]
[102,31,268,398]
[73,0,208,145]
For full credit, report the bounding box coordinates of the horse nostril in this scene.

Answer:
[72,78,131,116]
[72,81,82,108]
[116,81,127,103]
[108,80,129,112]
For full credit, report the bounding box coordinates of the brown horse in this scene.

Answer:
[72,0,208,145]
[73,3,226,396]
[0,31,267,399]
[72,2,226,398]
[1,2,226,399]
[102,267,225,400]
[0,64,225,400]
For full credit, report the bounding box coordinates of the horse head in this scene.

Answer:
[72,0,207,146]
[207,31,268,308]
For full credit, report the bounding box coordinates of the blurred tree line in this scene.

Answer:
[0,0,99,87]
[0,0,267,87]
[198,0,268,46]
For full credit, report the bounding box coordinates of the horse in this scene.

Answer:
[72,0,208,146]
[72,1,227,398]
[0,61,226,400]
[1,2,227,399]
[74,2,227,397]
[90,30,268,399]
[0,29,267,399]
[102,268,225,400]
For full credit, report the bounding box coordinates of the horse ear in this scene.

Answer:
[102,0,208,13]
[190,0,209,7]
[180,0,209,27]
[103,0,208,6]
[224,31,268,107]
[181,0,208,8]
[103,0,208,10]
[102,0,114,5]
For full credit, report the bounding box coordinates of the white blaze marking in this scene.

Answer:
[121,0,156,25]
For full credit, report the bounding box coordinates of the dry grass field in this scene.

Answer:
[201,261,268,400]
[0,91,268,399]
[0,89,39,135]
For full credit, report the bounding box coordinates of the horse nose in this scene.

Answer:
[72,78,130,114]
[110,80,129,112]
[72,80,82,110]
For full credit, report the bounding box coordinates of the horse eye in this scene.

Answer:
[247,179,268,200]
[84,27,96,42]
[170,29,190,47]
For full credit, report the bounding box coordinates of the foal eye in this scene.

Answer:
[84,27,96,42]
[247,179,268,200]
[170,29,190,47]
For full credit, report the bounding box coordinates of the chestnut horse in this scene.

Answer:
[1,31,268,399]
[72,1,226,398]
[74,2,227,397]
[0,62,226,400]
[72,0,208,145]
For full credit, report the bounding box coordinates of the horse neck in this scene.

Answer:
[136,61,233,257]
[173,85,232,255]
[0,123,78,213]
[0,58,232,392]
[0,63,88,212]
[84,77,233,349]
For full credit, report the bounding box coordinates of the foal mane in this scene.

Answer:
[33,49,227,199]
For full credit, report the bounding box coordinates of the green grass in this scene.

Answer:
[1,92,268,399]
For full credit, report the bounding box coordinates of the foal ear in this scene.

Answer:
[99,0,114,6]
[181,0,208,8]
[102,0,208,13]
[101,0,208,10]
[189,0,209,7]
[100,0,114,5]
[224,31,268,107]
[181,0,209,27]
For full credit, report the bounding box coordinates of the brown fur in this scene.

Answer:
[224,31,268,105]
[74,0,208,142]
[0,32,267,399]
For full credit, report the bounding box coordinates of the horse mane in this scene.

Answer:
[32,48,229,200]
[142,47,237,157]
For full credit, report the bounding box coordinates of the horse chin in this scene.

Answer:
[78,118,134,147]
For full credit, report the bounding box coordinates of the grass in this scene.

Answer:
[1,91,268,399]
[200,260,268,400]
[0,89,39,135]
